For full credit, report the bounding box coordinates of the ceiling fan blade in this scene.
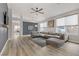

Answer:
[38,8,43,11]
[31,8,36,12]
[31,12,36,13]
[38,11,44,14]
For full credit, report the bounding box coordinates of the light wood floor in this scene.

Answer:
[1,36,79,56]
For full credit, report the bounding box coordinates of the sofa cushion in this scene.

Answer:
[46,38,64,47]
[32,38,46,47]
[45,35,60,38]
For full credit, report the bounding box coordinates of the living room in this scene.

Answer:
[0,3,79,56]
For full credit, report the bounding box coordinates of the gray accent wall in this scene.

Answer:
[23,22,38,35]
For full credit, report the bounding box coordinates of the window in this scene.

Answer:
[56,18,65,33]
[56,26,65,33]
[39,22,47,27]
[66,26,79,35]
[39,22,48,32]
[56,18,65,26]
[65,15,78,25]
[56,14,79,35]
[56,15,78,26]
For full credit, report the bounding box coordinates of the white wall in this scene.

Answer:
[0,3,8,52]
[8,8,13,40]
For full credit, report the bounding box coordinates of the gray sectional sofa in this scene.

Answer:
[31,31,68,47]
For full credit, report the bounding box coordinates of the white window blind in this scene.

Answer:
[39,22,47,27]
[65,15,78,25]
[56,18,65,26]
[39,22,48,32]
[56,15,78,26]
[56,14,78,34]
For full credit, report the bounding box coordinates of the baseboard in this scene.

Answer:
[68,41,79,44]
[0,39,9,56]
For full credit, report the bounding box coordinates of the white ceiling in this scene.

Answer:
[8,3,79,23]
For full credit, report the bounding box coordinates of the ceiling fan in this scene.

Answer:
[31,7,44,14]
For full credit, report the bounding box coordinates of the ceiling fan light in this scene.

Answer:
[36,8,38,9]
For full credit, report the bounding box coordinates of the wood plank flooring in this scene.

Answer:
[1,36,79,56]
